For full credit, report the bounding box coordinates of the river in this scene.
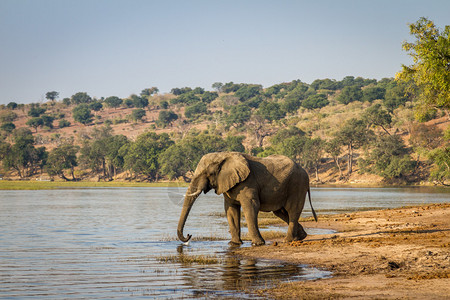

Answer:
[0,186,448,298]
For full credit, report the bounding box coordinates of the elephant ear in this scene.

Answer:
[216,153,250,195]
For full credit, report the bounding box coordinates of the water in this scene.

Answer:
[0,186,448,299]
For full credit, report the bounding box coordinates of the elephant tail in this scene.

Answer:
[308,188,318,222]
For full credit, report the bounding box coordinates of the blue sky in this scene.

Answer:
[0,0,449,104]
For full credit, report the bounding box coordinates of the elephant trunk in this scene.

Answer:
[177,176,206,243]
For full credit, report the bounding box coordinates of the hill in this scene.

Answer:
[0,77,449,185]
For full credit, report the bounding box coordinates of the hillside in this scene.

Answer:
[0,78,449,185]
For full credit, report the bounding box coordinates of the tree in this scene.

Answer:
[89,101,103,113]
[58,119,71,128]
[201,91,219,103]
[72,104,94,125]
[26,117,44,132]
[325,138,344,179]
[157,110,178,128]
[71,92,92,105]
[226,104,251,128]
[3,128,47,178]
[45,91,59,101]
[234,84,262,101]
[0,122,15,134]
[225,135,246,152]
[396,17,450,120]
[337,85,363,104]
[140,87,159,98]
[212,82,223,92]
[362,86,386,102]
[6,102,18,110]
[336,118,373,175]
[28,104,46,117]
[159,133,228,180]
[428,127,450,185]
[257,101,285,122]
[302,138,325,182]
[360,135,415,180]
[302,94,329,110]
[0,111,18,123]
[362,104,392,135]
[122,132,173,180]
[41,115,55,129]
[130,94,148,108]
[46,143,79,181]
[105,96,123,109]
[185,102,207,119]
[130,108,146,122]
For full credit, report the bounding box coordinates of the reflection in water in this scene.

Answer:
[0,187,447,298]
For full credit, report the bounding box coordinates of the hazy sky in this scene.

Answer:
[1,0,449,104]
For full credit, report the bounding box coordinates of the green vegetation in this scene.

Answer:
[0,18,448,186]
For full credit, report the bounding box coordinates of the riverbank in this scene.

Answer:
[234,203,450,299]
[0,180,189,190]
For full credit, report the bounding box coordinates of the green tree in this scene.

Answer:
[362,104,392,135]
[397,17,450,120]
[325,138,344,178]
[131,108,146,122]
[336,118,373,175]
[41,115,55,129]
[72,104,94,125]
[362,86,386,102]
[26,117,44,132]
[130,94,149,108]
[159,133,228,180]
[302,138,325,182]
[45,143,79,181]
[3,128,47,178]
[302,94,329,110]
[185,102,207,119]
[0,111,18,123]
[0,122,15,134]
[234,84,262,101]
[6,102,18,110]
[225,135,246,152]
[428,128,450,185]
[226,104,251,127]
[140,87,159,98]
[71,92,92,105]
[28,104,46,117]
[212,82,223,92]
[89,101,103,113]
[257,101,285,122]
[361,135,415,180]
[337,85,363,104]
[122,132,173,180]
[58,119,71,128]
[157,110,178,128]
[105,96,123,109]
[45,91,59,101]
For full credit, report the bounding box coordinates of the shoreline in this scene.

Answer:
[234,203,450,299]
[0,179,447,190]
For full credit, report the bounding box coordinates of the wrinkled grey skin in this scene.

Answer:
[177,152,317,246]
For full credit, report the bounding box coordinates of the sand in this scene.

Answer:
[234,203,450,299]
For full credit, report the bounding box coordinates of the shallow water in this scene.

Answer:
[0,186,448,298]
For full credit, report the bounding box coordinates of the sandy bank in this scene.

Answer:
[234,203,450,299]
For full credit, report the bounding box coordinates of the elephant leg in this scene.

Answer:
[274,208,307,242]
[225,200,242,245]
[241,201,265,246]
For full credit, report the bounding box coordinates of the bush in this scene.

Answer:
[58,119,71,128]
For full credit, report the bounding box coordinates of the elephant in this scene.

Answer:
[177,152,318,246]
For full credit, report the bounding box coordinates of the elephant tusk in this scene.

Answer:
[185,190,201,197]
